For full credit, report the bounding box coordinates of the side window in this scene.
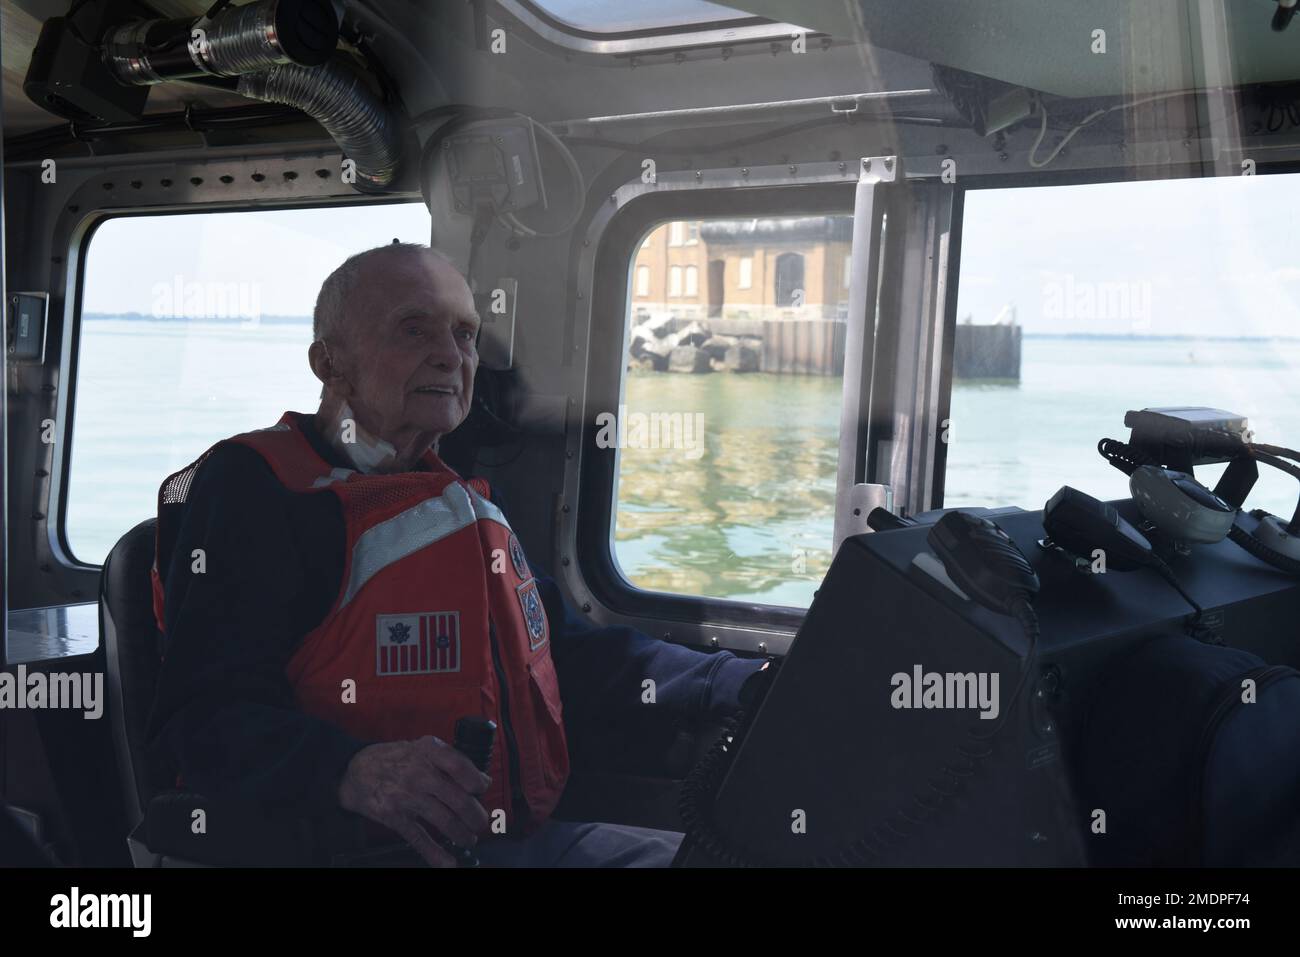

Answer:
[613,214,853,607]
[947,176,1300,519]
[66,203,432,565]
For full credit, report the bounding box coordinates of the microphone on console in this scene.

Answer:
[1274,0,1298,32]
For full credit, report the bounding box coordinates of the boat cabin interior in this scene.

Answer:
[2,0,1300,878]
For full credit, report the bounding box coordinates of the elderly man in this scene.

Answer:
[146,242,768,867]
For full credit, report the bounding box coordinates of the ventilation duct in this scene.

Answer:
[238,59,401,189]
[102,0,400,188]
[103,0,339,84]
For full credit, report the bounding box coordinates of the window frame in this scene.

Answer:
[576,180,856,638]
[55,197,427,572]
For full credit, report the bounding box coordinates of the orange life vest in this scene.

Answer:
[151,411,569,834]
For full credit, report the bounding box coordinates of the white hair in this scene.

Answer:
[312,242,455,345]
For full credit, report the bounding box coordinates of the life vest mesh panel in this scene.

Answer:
[340,476,442,514]
[160,448,215,505]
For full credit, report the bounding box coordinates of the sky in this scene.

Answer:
[80,171,1300,338]
[957,172,1300,339]
[532,0,746,32]
[82,202,433,319]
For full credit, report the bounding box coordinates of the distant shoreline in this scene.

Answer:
[1023,332,1300,342]
[81,315,1300,342]
[83,313,310,324]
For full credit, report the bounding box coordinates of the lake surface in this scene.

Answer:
[67,320,1300,607]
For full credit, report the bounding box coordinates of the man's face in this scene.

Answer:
[334,251,481,442]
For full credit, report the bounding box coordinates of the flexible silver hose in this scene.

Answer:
[103,0,311,84]
[238,59,400,188]
[199,0,297,75]
[103,0,400,189]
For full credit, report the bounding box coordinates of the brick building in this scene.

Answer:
[631,216,852,322]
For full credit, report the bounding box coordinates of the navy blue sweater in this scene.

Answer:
[146,412,763,818]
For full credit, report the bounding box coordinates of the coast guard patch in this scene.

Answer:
[516,579,548,651]
[508,533,531,580]
[376,612,460,675]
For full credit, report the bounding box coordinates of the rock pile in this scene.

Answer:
[629,318,763,373]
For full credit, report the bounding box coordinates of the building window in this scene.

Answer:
[669,222,685,246]
[708,260,725,317]
[775,252,805,308]
[843,254,852,289]
[738,256,753,289]
[669,265,683,296]
[68,202,433,565]
[686,222,701,245]
[636,265,651,296]
[684,265,699,297]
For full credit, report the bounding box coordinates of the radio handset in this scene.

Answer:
[446,717,497,868]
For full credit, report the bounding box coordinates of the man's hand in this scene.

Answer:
[337,736,492,867]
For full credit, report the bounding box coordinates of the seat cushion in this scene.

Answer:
[99,519,165,827]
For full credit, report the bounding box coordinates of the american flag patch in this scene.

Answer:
[375,612,460,675]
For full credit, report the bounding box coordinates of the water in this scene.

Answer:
[67,322,1300,608]
[944,337,1300,515]
[66,319,322,564]
[614,370,841,606]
